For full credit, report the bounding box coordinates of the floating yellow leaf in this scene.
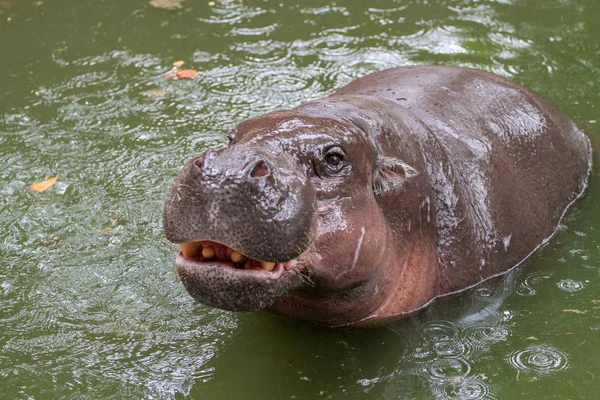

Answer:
[173,60,184,67]
[176,69,198,79]
[30,176,58,192]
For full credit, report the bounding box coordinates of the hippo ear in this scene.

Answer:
[373,156,419,196]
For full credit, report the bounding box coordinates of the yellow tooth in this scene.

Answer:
[259,261,276,271]
[202,246,215,259]
[180,242,202,258]
[231,251,246,263]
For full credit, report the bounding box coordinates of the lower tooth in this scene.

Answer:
[202,246,215,259]
[230,251,246,263]
[259,261,276,271]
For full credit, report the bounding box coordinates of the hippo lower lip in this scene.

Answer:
[174,240,305,311]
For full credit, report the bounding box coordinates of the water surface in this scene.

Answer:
[0,0,599,398]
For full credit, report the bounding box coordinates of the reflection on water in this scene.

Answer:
[0,0,599,398]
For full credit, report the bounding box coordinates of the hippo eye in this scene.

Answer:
[326,153,343,166]
[324,147,345,171]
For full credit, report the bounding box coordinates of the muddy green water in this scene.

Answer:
[0,0,599,398]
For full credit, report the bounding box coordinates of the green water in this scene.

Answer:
[1,0,598,398]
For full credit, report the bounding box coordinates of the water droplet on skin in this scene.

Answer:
[503,234,512,251]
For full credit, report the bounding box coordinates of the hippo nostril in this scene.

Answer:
[194,150,218,171]
[250,160,270,179]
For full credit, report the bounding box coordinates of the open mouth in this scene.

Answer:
[177,240,296,275]
[174,239,306,311]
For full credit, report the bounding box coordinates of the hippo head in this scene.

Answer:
[164,108,424,326]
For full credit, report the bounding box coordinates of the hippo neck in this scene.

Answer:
[354,232,439,326]
[270,227,431,327]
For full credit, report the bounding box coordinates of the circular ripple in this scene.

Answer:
[237,40,293,66]
[437,377,492,400]
[204,66,245,96]
[428,357,472,381]
[421,320,460,342]
[310,33,357,57]
[321,68,354,90]
[557,279,584,292]
[255,68,320,94]
[433,340,469,358]
[199,2,266,25]
[516,272,551,296]
[508,345,569,375]
[409,341,434,361]
[465,326,511,351]
[472,286,494,299]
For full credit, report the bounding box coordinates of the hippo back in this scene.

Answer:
[334,66,592,294]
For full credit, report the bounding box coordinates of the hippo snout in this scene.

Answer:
[193,150,274,187]
[163,145,317,264]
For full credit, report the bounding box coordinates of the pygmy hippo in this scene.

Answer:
[164,66,592,327]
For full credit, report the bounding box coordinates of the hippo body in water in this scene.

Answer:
[164,66,592,327]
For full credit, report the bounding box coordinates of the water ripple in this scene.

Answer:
[557,279,584,292]
[427,357,472,381]
[300,5,350,16]
[433,341,469,357]
[517,272,552,296]
[255,67,321,94]
[198,2,266,24]
[507,345,569,375]
[235,40,293,65]
[436,377,493,400]
[408,320,474,372]
[2,0,599,398]
[230,23,279,37]
[309,32,358,58]
[421,320,460,342]
[465,326,511,350]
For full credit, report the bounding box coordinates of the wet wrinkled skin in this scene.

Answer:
[163,66,592,327]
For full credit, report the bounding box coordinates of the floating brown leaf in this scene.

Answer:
[30,176,58,192]
[176,69,199,79]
